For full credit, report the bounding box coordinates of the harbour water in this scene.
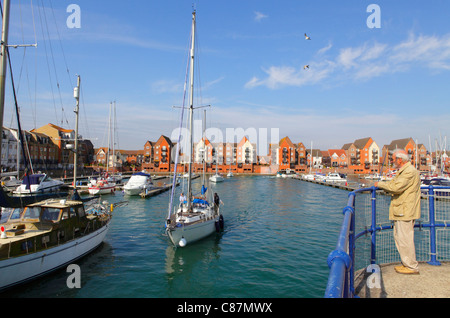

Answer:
[1,175,350,298]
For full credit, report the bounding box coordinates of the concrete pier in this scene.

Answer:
[354,262,450,298]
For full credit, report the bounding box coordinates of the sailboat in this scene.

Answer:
[165,10,224,247]
[227,164,234,177]
[210,154,224,183]
[88,102,117,195]
[302,141,316,180]
[0,11,117,290]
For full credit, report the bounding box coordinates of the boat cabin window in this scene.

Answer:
[77,206,85,217]
[0,207,24,223]
[62,207,77,220]
[22,207,41,221]
[42,207,61,222]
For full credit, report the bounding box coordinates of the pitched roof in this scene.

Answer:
[279,136,294,147]
[386,137,413,150]
[353,137,372,149]
[341,143,354,150]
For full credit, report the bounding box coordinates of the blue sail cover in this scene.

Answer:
[193,198,209,205]
[22,174,44,190]
[201,185,207,195]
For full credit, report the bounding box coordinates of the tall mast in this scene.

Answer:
[0,0,11,165]
[187,10,196,211]
[107,102,112,173]
[73,75,80,188]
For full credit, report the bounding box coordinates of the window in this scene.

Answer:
[42,208,61,222]
[23,207,41,220]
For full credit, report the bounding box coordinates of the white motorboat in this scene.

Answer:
[281,169,297,178]
[324,172,347,182]
[302,174,315,180]
[364,173,381,180]
[165,10,224,247]
[13,174,64,195]
[123,172,154,195]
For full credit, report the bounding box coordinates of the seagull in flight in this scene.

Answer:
[303,65,309,70]
[304,33,311,40]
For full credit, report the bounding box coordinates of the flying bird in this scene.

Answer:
[304,33,311,40]
[303,65,309,70]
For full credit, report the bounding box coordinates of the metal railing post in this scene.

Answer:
[427,185,441,266]
[370,187,377,264]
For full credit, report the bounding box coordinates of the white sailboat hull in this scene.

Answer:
[0,220,110,291]
[209,175,224,182]
[167,216,220,247]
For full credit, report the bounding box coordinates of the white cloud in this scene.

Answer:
[245,32,450,89]
[254,11,268,22]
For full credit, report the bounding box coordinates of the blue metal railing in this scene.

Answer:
[325,185,450,298]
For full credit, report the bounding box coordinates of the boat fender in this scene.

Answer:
[179,237,187,247]
[0,226,6,239]
[111,204,114,212]
[219,215,224,229]
[215,220,220,232]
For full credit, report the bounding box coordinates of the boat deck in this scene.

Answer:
[354,262,450,298]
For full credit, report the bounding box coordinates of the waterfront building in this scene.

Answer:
[309,149,323,168]
[277,136,296,170]
[328,149,348,168]
[143,141,155,165]
[342,137,379,174]
[154,135,174,172]
[381,137,417,170]
[297,142,307,165]
[32,123,76,167]
[237,136,256,165]
[194,137,213,164]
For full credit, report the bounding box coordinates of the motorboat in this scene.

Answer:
[282,169,297,178]
[123,172,154,195]
[0,195,115,291]
[302,174,315,180]
[88,176,116,195]
[13,174,64,195]
[324,172,347,182]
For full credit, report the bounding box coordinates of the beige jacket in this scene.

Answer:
[377,161,421,221]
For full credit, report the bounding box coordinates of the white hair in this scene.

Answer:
[393,149,410,162]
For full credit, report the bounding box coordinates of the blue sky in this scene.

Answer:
[4,0,450,154]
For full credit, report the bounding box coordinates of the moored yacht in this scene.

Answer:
[123,172,154,195]
[0,196,114,291]
[13,174,64,195]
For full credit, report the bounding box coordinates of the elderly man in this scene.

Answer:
[375,149,421,274]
